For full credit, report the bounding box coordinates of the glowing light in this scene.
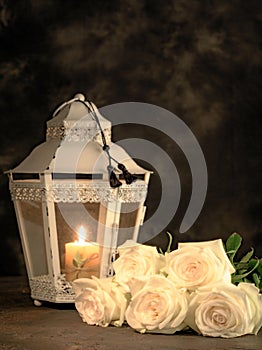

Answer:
[77,225,86,244]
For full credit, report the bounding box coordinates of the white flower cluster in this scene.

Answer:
[73,239,262,338]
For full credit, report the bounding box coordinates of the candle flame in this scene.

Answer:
[77,225,86,243]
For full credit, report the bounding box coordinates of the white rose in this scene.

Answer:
[164,239,235,290]
[185,282,262,338]
[73,276,128,327]
[113,240,165,288]
[125,275,188,334]
[237,283,262,335]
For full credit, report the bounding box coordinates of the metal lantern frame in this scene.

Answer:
[7,94,151,304]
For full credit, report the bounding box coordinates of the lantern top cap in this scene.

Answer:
[47,93,112,143]
[52,92,96,118]
[74,93,85,101]
[8,94,151,177]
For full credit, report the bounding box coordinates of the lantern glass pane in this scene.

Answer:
[95,202,140,246]
[18,200,48,277]
[55,202,101,281]
[118,202,139,245]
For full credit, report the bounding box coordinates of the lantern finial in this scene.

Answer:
[74,93,85,101]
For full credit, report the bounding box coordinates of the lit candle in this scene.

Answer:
[65,226,100,282]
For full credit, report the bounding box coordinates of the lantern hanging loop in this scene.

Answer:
[52,94,137,188]
[52,93,86,117]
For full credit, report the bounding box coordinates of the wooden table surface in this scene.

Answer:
[0,276,261,350]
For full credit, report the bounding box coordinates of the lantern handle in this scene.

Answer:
[52,93,137,188]
[52,93,86,117]
[81,99,137,187]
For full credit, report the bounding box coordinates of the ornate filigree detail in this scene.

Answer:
[46,126,65,139]
[46,183,101,203]
[118,183,148,202]
[47,182,148,203]
[10,183,44,201]
[10,180,148,203]
[29,274,75,303]
[46,126,111,145]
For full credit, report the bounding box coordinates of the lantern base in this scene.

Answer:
[29,274,76,303]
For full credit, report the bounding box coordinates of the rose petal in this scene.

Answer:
[125,275,188,334]
[185,282,261,338]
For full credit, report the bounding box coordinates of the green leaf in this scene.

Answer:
[226,232,242,251]
[226,249,237,255]
[256,259,262,275]
[233,259,260,282]
[240,248,254,263]
[73,257,79,268]
[72,251,86,268]
[158,247,164,255]
[248,258,260,270]
[226,233,242,262]
[252,273,260,288]
[166,231,173,254]
[234,261,249,270]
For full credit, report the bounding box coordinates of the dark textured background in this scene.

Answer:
[0,0,261,276]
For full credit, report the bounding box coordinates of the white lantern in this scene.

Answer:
[7,93,151,304]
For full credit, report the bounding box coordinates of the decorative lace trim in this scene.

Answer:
[29,274,75,303]
[46,126,111,145]
[10,183,44,201]
[46,126,65,139]
[10,181,148,203]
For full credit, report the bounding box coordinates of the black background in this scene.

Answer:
[0,0,261,276]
